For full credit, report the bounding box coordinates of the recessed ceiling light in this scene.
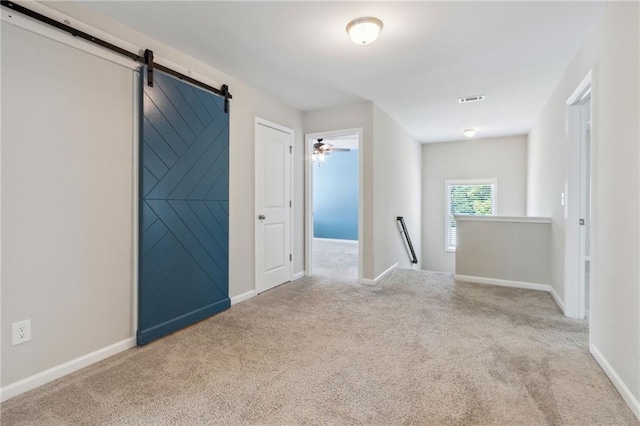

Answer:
[463,129,476,137]
[346,17,383,45]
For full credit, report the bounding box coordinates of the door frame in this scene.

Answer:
[565,71,594,321]
[305,128,363,283]
[254,117,295,294]
[132,70,140,338]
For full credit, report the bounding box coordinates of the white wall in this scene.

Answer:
[44,1,305,299]
[2,2,304,390]
[526,39,596,310]
[372,105,422,276]
[528,1,639,413]
[421,136,528,273]
[304,102,374,279]
[2,23,135,386]
[455,218,551,286]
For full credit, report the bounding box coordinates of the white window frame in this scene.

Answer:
[444,179,498,252]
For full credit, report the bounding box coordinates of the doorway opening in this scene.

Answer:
[305,129,363,282]
[565,71,593,320]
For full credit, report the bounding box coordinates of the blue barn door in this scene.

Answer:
[138,69,230,345]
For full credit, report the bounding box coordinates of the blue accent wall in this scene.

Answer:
[313,150,358,240]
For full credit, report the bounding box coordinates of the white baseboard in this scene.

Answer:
[453,275,568,312]
[230,290,256,305]
[549,287,565,313]
[292,271,305,281]
[454,275,551,292]
[361,263,398,286]
[590,344,640,421]
[0,337,135,402]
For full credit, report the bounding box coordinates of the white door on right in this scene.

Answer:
[255,122,291,293]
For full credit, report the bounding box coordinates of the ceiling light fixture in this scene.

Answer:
[312,151,325,166]
[346,17,383,45]
[463,129,476,138]
[458,95,486,104]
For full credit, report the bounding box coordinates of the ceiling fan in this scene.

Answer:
[313,139,351,157]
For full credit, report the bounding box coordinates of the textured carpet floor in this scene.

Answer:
[2,270,637,425]
[312,238,358,281]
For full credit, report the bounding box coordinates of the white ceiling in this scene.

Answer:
[83,1,606,143]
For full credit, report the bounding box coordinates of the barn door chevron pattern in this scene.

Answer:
[138,69,230,345]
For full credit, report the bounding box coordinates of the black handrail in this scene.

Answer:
[397,216,418,264]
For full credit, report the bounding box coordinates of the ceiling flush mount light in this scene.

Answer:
[463,129,476,138]
[346,17,383,45]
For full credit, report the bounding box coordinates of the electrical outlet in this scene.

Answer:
[12,319,32,346]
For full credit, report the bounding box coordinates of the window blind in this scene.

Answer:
[446,182,496,250]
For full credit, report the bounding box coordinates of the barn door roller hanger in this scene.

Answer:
[2,0,232,113]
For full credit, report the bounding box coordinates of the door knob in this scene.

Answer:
[258,214,266,220]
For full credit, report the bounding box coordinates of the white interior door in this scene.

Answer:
[578,98,592,318]
[255,121,292,293]
[564,72,592,319]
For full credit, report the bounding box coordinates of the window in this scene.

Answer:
[445,179,497,251]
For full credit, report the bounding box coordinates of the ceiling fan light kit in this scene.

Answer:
[346,17,383,45]
[312,140,351,165]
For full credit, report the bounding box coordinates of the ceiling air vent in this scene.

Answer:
[458,95,486,104]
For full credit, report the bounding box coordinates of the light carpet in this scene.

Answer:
[2,269,637,425]
[312,238,358,281]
